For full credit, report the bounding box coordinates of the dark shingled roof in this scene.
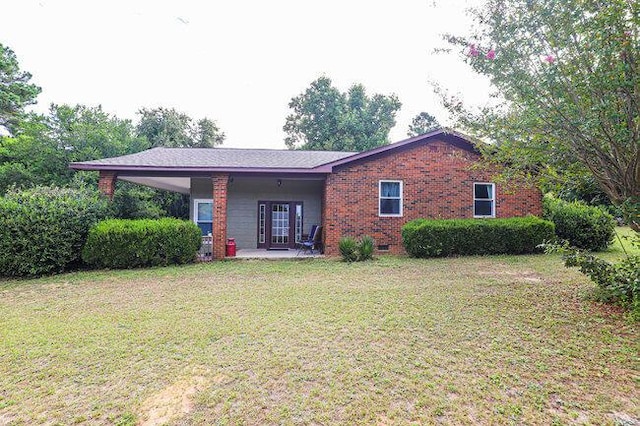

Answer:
[69,129,480,174]
[72,147,356,170]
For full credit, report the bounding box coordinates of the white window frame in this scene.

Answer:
[473,182,496,218]
[193,198,214,235]
[379,180,403,217]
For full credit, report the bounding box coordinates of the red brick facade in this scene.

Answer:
[98,171,117,200]
[322,139,542,255]
[91,134,542,260]
[212,173,229,259]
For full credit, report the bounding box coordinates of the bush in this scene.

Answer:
[82,218,202,269]
[0,186,109,276]
[339,235,375,262]
[550,244,640,320]
[358,235,375,261]
[402,216,555,258]
[338,236,359,262]
[543,195,615,251]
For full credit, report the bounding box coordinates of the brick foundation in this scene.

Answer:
[322,140,542,256]
[97,171,117,200]
[212,173,229,259]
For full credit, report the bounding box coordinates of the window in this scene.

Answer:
[194,199,213,235]
[474,183,495,217]
[295,203,303,243]
[379,180,403,216]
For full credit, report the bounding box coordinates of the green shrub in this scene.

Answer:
[358,235,375,261]
[543,195,615,251]
[339,235,376,262]
[0,186,109,276]
[550,244,640,320]
[339,236,359,262]
[82,218,201,269]
[402,216,555,258]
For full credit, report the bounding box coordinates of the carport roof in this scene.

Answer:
[70,147,356,172]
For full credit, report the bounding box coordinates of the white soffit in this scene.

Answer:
[119,176,191,194]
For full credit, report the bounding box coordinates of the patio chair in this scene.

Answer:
[297,225,323,255]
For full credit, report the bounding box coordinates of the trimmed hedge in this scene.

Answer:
[543,196,615,251]
[0,186,109,276]
[402,216,555,258]
[82,218,202,269]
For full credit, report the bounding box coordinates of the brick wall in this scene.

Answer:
[212,173,229,259]
[97,171,117,200]
[322,140,542,255]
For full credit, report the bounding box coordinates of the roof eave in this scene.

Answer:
[69,163,333,174]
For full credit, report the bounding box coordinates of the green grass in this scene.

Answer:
[606,226,640,258]
[0,255,638,425]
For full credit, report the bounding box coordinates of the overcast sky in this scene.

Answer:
[2,0,489,149]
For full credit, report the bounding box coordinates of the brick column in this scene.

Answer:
[212,174,229,259]
[321,175,337,256]
[97,171,117,200]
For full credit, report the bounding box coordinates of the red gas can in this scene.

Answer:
[225,238,236,257]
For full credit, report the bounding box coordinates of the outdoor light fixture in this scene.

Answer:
[277,179,282,187]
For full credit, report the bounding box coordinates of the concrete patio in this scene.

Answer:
[233,249,323,259]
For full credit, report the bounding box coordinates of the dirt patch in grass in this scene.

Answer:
[137,376,210,426]
[477,267,543,283]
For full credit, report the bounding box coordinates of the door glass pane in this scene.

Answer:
[197,202,213,221]
[295,204,303,243]
[197,222,213,235]
[259,204,266,244]
[271,204,289,244]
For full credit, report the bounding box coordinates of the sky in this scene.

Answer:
[2,0,490,149]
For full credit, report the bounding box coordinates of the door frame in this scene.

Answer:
[257,200,303,249]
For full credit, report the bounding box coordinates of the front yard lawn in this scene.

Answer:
[0,255,638,425]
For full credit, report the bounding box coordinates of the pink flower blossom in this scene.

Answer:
[468,44,479,57]
[486,49,496,60]
[544,55,555,64]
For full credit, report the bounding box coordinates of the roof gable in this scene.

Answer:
[321,128,480,171]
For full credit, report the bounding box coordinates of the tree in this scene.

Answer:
[0,43,41,133]
[47,104,150,163]
[439,0,639,231]
[407,112,440,137]
[137,107,225,148]
[0,115,68,193]
[0,104,149,193]
[284,76,402,151]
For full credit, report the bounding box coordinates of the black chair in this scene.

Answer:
[297,225,323,255]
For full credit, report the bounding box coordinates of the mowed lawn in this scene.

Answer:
[1,254,638,425]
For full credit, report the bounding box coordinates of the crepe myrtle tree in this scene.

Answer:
[438,0,639,232]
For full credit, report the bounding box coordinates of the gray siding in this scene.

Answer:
[227,177,323,249]
[189,178,213,221]
[189,176,323,249]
